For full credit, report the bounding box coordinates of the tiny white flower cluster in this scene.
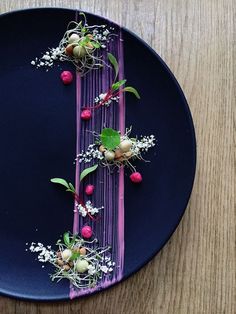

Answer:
[30,24,113,69]
[75,133,155,167]
[92,26,111,48]
[99,255,116,273]
[131,135,156,154]
[27,237,116,289]
[87,264,96,275]
[85,257,115,276]
[94,93,119,107]
[28,242,55,263]
[75,200,104,217]
[31,47,64,69]
[76,144,104,163]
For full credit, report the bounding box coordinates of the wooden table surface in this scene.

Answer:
[0,1,235,313]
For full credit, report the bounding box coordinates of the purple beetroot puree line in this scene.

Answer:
[70,24,125,299]
[117,30,125,280]
[73,74,82,235]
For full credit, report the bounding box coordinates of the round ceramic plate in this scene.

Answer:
[0,8,196,300]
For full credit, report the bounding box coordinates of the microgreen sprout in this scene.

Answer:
[31,12,113,75]
[50,164,101,220]
[76,127,156,173]
[56,13,114,75]
[27,232,115,289]
[50,178,76,194]
[81,54,140,117]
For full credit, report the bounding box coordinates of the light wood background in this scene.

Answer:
[0,1,235,313]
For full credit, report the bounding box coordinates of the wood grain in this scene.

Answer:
[0,0,235,313]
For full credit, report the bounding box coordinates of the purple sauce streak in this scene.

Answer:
[73,74,81,235]
[70,26,125,299]
[117,33,125,281]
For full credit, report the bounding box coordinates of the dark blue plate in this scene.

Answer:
[0,8,196,300]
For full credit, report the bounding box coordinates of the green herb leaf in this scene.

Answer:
[100,128,120,150]
[70,234,77,247]
[123,86,141,99]
[63,232,70,247]
[70,251,80,261]
[108,53,119,80]
[79,36,89,46]
[51,178,76,194]
[50,178,70,189]
[112,79,127,91]
[68,183,76,193]
[91,41,101,48]
[80,164,98,181]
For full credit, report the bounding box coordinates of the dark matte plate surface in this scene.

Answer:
[0,8,196,300]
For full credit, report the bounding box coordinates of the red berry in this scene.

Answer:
[60,71,73,85]
[81,226,93,239]
[81,109,92,120]
[85,184,95,196]
[130,172,142,183]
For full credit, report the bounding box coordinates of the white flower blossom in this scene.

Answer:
[103,29,110,36]
[131,135,156,154]
[75,129,155,168]
[87,264,96,275]
[76,200,104,217]
[94,93,119,107]
[100,265,108,273]
[27,236,115,290]
[76,144,104,163]
[29,242,55,262]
